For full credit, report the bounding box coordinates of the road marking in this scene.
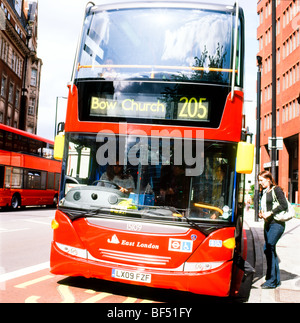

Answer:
[122,297,138,303]
[57,285,76,303]
[81,292,112,303]
[14,274,53,289]
[0,262,50,283]
[0,227,29,233]
[24,219,51,225]
[25,296,41,303]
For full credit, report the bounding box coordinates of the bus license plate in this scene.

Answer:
[112,269,151,283]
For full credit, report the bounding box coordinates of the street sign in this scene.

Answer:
[268,137,283,150]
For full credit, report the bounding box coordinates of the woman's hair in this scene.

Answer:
[106,164,130,181]
[258,170,277,188]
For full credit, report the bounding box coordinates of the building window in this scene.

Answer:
[1,40,8,63]
[28,98,36,115]
[15,0,22,16]
[8,83,14,103]
[15,88,20,109]
[30,69,37,86]
[1,75,6,97]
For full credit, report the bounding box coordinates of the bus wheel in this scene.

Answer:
[53,195,58,207]
[11,194,20,210]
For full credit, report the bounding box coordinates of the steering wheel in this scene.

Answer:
[92,179,121,190]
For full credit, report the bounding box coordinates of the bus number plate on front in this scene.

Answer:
[112,269,151,283]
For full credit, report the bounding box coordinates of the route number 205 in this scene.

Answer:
[178,97,209,120]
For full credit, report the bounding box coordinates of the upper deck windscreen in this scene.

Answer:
[76,6,236,85]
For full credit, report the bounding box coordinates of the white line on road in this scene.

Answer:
[0,262,50,283]
[24,219,51,225]
[0,227,29,233]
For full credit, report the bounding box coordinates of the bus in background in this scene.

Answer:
[0,124,61,209]
[51,1,254,297]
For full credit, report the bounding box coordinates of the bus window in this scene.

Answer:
[54,173,60,191]
[5,167,12,188]
[41,171,47,190]
[0,166,5,189]
[5,132,13,151]
[13,134,20,152]
[67,142,90,184]
[60,133,236,223]
[18,136,29,153]
[47,172,54,189]
[28,139,42,156]
[42,147,54,159]
[25,170,41,189]
[11,168,23,189]
[77,8,234,84]
[0,130,3,150]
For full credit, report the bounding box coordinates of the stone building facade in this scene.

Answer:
[0,0,41,133]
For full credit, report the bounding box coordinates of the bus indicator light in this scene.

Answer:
[222,237,236,249]
[51,219,59,230]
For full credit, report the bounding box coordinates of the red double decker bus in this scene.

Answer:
[0,124,61,209]
[51,1,254,297]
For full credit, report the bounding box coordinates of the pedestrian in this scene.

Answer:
[258,170,288,289]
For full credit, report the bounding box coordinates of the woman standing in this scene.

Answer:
[258,170,288,289]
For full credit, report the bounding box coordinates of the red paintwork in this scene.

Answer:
[50,84,246,297]
[50,211,241,297]
[64,85,244,143]
[0,124,61,207]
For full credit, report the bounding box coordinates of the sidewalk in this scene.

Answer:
[244,209,300,303]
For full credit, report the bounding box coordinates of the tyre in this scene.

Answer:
[11,194,20,209]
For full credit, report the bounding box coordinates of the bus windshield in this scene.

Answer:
[59,133,237,223]
[76,7,237,84]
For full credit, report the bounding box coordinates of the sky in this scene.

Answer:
[36,0,258,140]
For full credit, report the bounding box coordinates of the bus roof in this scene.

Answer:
[0,123,54,145]
[88,1,236,13]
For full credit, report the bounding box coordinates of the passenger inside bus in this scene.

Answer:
[210,163,226,219]
[158,165,190,209]
[99,161,135,195]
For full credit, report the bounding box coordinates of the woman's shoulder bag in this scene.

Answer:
[271,186,295,222]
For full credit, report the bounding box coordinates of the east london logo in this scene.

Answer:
[107,234,159,249]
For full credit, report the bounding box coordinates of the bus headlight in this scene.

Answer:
[184,261,225,272]
[73,191,81,201]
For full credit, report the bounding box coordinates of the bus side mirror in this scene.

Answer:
[54,132,65,160]
[56,122,65,135]
[236,142,254,174]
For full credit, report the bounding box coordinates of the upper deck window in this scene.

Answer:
[76,7,238,85]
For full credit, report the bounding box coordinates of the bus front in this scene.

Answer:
[51,1,253,297]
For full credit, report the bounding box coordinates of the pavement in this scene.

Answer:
[243,208,300,303]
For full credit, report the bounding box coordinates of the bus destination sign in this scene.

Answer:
[90,96,210,122]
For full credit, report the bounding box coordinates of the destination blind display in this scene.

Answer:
[90,96,210,122]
